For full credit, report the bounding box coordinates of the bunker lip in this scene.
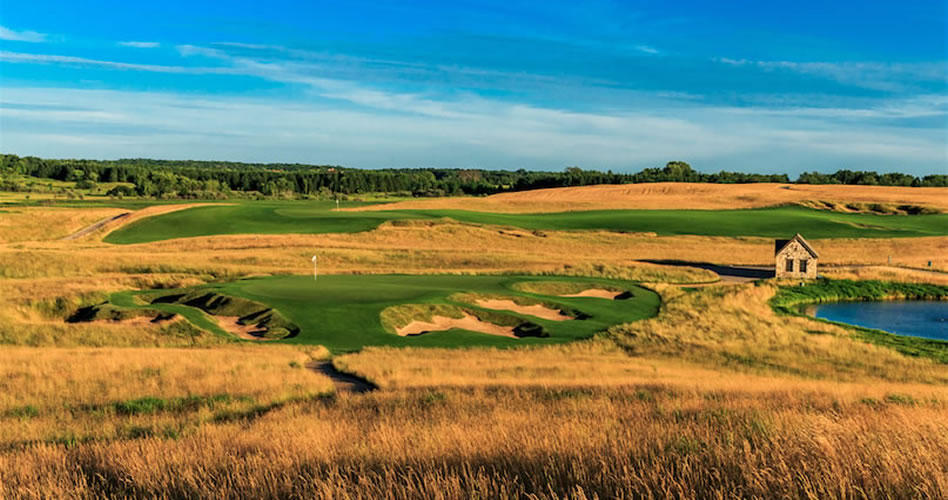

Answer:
[216,315,278,341]
[474,298,572,321]
[396,313,517,338]
[560,289,625,300]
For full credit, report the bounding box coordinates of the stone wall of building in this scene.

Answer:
[775,240,818,278]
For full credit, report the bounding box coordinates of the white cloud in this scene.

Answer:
[715,57,946,91]
[0,26,47,43]
[1,86,944,173]
[633,45,660,55]
[0,51,238,75]
[118,41,160,48]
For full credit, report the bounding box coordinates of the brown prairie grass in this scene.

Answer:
[0,346,334,446]
[609,283,948,384]
[347,182,948,212]
[822,265,948,285]
[0,207,127,243]
[1,381,946,498]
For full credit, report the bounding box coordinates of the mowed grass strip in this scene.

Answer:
[104,201,948,244]
[119,274,660,353]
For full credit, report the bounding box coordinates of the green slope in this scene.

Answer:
[117,274,660,353]
[104,201,948,244]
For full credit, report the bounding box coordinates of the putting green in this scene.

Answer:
[115,274,661,352]
[104,201,948,244]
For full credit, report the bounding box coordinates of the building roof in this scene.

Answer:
[774,233,819,258]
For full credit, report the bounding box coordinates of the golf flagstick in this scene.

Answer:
[311,255,318,282]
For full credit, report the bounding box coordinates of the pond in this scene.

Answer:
[812,300,948,341]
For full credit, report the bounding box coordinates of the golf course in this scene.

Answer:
[3,175,948,498]
[96,274,661,352]
[102,201,948,244]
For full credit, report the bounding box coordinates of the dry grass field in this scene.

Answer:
[1,184,947,498]
[349,182,948,213]
[2,344,946,498]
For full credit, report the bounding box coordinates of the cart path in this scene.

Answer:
[307,360,377,394]
[61,212,131,240]
[640,259,774,286]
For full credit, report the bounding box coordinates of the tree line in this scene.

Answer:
[1,155,945,199]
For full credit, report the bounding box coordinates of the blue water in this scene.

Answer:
[813,301,948,341]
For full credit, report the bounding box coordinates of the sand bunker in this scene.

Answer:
[396,314,516,338]
[216,316,277,341]
[475,299,571,321]
[560,289,624,300]
[96,314,179,326]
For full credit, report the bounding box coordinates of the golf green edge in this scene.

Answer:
[106,274,661,353]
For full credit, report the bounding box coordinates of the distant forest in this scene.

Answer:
[1,154,945,199]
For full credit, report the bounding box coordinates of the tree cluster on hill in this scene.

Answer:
[1,154,944,199]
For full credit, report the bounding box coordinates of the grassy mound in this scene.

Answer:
[151,291,300,340]
[67,304,174,324]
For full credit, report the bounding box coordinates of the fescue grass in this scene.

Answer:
[0,346,334,447]
[104,202,948,243]
[2,379,946,498]
[606,283,948,383]
[347,182,948,212]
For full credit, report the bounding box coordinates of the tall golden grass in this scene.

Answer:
[348,182,948,212]
[0,207,127,243]
[2,380,946,498]
[0,346,333,446]
[610,283,948,383]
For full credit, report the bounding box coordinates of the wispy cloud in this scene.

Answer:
[0,25,47,43]
[633,45,661,55]
[2,85,944,173]
[118,41,160,48]
[0,51,237,75]
[715,57,946,92]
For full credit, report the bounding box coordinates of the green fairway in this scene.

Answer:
[115,274,660,352]
[104,201,948,244]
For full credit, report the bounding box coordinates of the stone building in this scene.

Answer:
[774,234,818,279]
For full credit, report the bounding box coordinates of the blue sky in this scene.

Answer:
[1,0,946,175]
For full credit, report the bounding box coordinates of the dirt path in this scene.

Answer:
[61,213,130,240]
[307,361,376,394]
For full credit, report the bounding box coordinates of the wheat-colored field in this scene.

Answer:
[348,182,948,212]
